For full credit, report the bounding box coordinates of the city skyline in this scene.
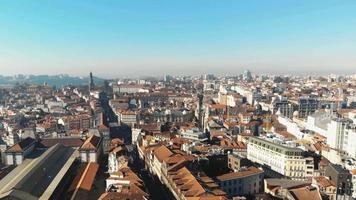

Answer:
[1,1,356,78]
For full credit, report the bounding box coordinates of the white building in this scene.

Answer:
[79,135,102,163]
[180,128,208,142]
[307,112,356,158]
[247,136,313,180]
[5,137,36,165]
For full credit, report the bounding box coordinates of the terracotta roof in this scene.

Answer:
[37,138,83,148]
[69,162,99,193]
[276,131,297,140]
[216,167,263,181]
[210,104,227,109]
[80,135,101,150]
[289,186,322,200]
[351,169,356,175]
[153,145,173,162]
[186,197,228,200]
[97,124,109,132]
[111,138,124,146]
[99,191,147,200]
[314,176,335,188]
[171,167,206,197]
[5,137,36,153]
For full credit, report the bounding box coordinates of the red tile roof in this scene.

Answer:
[5,137,36,153]
[80,135,101,150]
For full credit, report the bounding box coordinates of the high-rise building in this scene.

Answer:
[243,70,252,82]
[89,72,95,91]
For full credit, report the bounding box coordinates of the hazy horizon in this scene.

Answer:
[1,1,355,78]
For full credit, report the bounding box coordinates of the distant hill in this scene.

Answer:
[0,74,105,87]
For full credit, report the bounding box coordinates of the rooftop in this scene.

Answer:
[216,167,263,181]
[0,144,77,199]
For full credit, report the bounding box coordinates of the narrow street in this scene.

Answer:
[129,146,175,200]
[99,92,175,200]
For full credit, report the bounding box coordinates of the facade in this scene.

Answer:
[247,137,313,180]
[307,112,356,158]
[98,124,111,154]
[216,166,264,197]
[325,164,353,200]
[180,128,208,142]
[79,135,102,163]
[312,176,336,200]
[5,137,36,165]
[117,110,137,127]
[227,153,251,171]
[273,96,294,118]
[297,97,319,118]
[61,114,93,130]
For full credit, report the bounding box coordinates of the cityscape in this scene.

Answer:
[0,72,355,200]
[1,1,356,200]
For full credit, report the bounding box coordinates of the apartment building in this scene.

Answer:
[180,128,208,142]
[297,96,319,118]
[247,136,313,180]
[216,166,264,197]
[307,112,356,158]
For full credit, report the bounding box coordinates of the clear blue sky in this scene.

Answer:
[0,0,355,78]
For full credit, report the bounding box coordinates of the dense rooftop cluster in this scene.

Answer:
[0,72,355,200]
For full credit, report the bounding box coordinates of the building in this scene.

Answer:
[273,96,294,118]
[325,164,353,200]
[98,124,111,154]
[5,137,36,165]
[312,176,336,200]
[264,178,322,200]
[297,97,319,118]
[60,114,93,130]
[216,166,264,197]
[247,137,313,180]
[0,144,78,199]
[79,135,102,163]
[227,153,251,171]
[180,128,208,142]
[113,84,146,94]
[107,139,126,174]
[242,70,252,82]
[116,110,137,127]
[307,112,356,157]
[67,162,99,200]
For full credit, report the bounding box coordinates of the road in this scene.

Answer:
[99,92,175,200]
[129,146,175,200]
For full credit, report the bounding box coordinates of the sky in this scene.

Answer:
[0,0,355,78]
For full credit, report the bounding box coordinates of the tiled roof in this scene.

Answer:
[37,138,83,148]
[5,137,36,153]
[153,145,173,162]
[289,186,322,200]
[216,167,263,181]
[97,124,109,131]
[314,176,335,188]
[69,162,99,193]
[80,135,101,150]
[170,167,206,197]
